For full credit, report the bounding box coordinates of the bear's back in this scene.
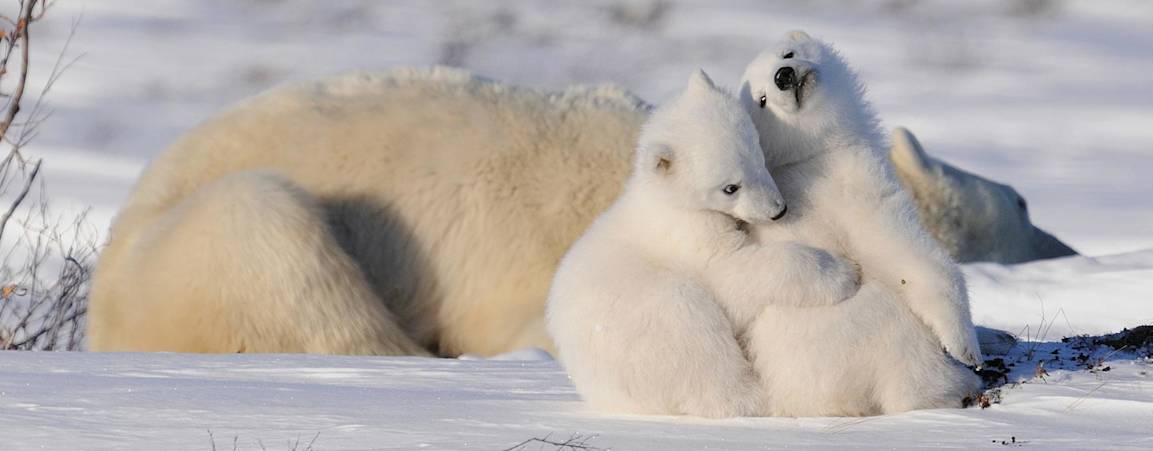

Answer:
[130,67,646,217]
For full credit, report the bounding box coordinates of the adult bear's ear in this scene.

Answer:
[890,127,935,181]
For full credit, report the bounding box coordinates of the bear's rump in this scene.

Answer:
[748,280,932,415]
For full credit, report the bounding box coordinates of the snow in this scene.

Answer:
[1,0,1150,448]
[1,347,1150,450]
[967,249,1153,338]
[2,253,1149,449]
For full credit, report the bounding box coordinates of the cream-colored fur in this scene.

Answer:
[547,70,858,417]
[738,31,982,415]
[89,68,648,355]
[890,127,1077,264]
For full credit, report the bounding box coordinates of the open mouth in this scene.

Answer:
[774,66,815,109]
[794,71,815,108]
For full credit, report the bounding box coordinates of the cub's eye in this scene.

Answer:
[722,184,741,195]
[782,51,795,59]
[758,95,767,108]
[1017,197,1027,211]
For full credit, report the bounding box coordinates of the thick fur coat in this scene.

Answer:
[890,127,1077,264]
[546,71,858,417]
[738,31,982,415]
[89,68,649,355]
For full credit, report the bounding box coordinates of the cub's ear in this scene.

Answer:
[687,69,718,94]
[649,143,675,175]
[889,127,935,180]
[786,30,812,41]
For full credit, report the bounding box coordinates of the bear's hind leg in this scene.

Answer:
[650,279,765,418]
[96,170,428,355]
[873,329,981,414]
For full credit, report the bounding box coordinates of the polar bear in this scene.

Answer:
[890,127,1077,264]
[88,68,652,355]
[738,31,982,415]
[547,70,859,417]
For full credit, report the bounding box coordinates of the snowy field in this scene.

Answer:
[1,338,1150,450]
[2,0,1151,449]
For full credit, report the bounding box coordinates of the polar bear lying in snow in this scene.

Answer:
[547,70,859,418]
[737,31,983,416]
[890,127,1077,264]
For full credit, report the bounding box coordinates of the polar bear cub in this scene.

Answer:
[546,69,859,418]
[738,31,982,416]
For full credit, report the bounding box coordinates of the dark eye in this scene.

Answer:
[723,184,740,195]
[758,95,767,108]
[783,51,794,59]
[1017,197,1027,211]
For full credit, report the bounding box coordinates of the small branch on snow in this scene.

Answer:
[503,433,604,451]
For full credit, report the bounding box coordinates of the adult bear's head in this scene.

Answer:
[890,127,1078,263]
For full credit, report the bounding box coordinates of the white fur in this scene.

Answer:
[890,127,1077,264]
[738,31,982,415]
[546,71,858,418]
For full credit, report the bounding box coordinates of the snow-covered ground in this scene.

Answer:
[1,252,1149,449]
[967,249,1153,338]
[1,344,1150,450]
[2,0,1151,449]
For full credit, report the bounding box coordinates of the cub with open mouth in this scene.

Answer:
[737,31,983,416]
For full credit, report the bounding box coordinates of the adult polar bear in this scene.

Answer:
[89,68,650,355]
[890,127,1077,264]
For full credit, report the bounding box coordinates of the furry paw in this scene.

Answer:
[941,325,983,367]
[797,247,861,306]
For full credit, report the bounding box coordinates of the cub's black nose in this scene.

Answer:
[771,205,788,221]
[774,67,796,91]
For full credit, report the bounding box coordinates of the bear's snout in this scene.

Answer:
[771,204,788,221]
[774,67,796,91]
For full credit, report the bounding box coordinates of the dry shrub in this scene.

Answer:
[0,0,93,351]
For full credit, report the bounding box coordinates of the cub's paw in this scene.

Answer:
[806,249,861,305]
[941,326,983,367]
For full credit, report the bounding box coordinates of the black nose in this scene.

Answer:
[774,67,796,91]
[771,205,788,221]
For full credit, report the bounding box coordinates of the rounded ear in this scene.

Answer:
[786,30,812,41]
[890,127,935,180]
[687,69,718,94]
[649,143,675,175]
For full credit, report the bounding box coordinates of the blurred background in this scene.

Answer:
[22,0,1153,254]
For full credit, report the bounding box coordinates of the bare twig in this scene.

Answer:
[0,0,92,351]
[0,155,36,238]
[0,0,35,140]
[504,433,603,451]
